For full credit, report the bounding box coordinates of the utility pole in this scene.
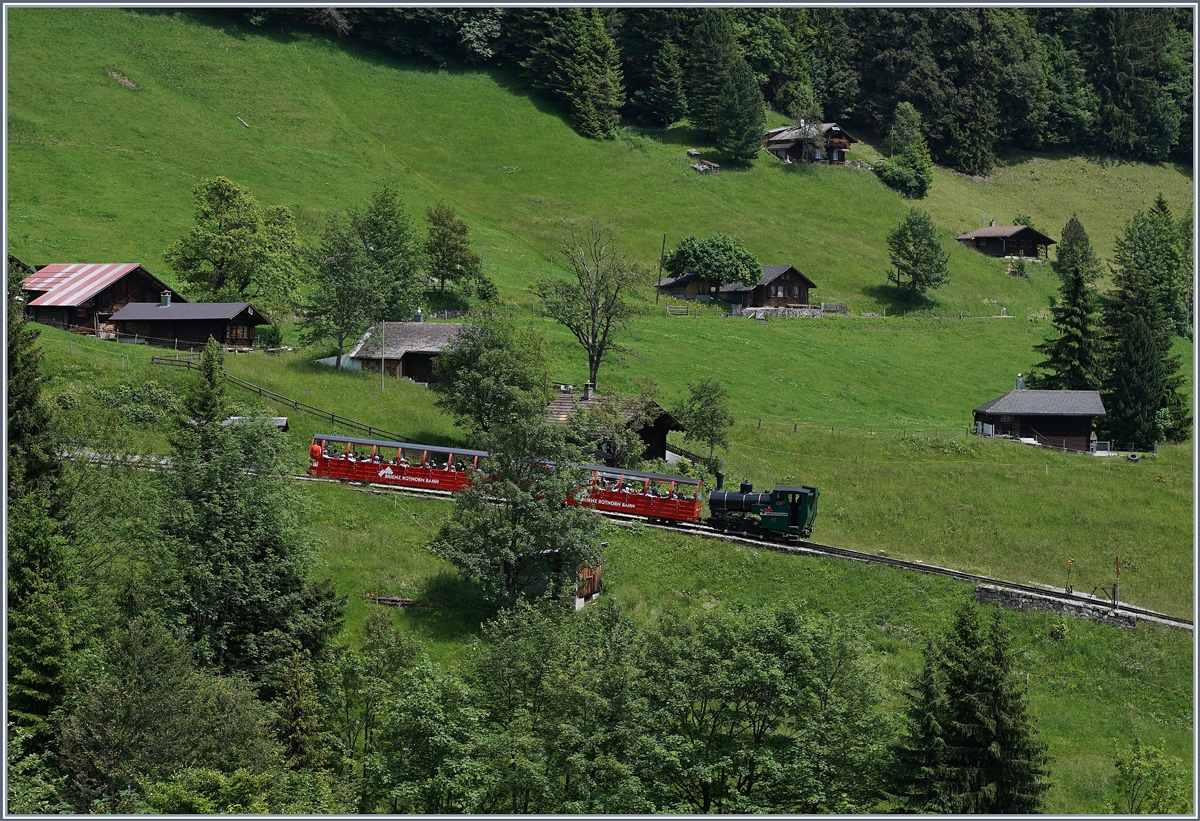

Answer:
[655,232,667,305]
[380,319,386,392]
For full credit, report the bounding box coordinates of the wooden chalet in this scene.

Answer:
[349,321,461,382]
[545,384,680,463]
[21,263,186,330]
[763,122,857,164]
[657,265,816,308]
[973,389,1106,452]
[956,225,1056,259]
[109,297,269,347]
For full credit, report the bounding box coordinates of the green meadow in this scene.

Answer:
[11,8,1194,814]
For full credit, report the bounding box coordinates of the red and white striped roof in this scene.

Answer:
[22,263,170,307]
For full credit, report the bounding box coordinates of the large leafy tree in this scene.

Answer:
[1028,215,1104,390]
[429,418,603,603]
[536,224,644,390]
[298,214,388,370]
[889,601,1050,813]
[162,339,345,683]
[164,176,307,317]
[662,234,759,287]
[886,207,949,295]
[424,202,483,296]
[430,315,548,439]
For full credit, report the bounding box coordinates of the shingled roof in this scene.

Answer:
[349,322,462,360]
[718,264,817,294]
[956,225,1056,245]
[974,390,1106,417]
[545,392,675,428]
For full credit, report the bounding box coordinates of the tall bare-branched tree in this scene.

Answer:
[536,224,644,389]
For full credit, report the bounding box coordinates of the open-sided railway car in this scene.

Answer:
[572,465,703,523]
[309,434,487,493]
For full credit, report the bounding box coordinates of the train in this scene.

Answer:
[308,434,817,538]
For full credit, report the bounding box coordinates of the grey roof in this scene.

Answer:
[349,322,462,360]
[656,272,701,288]
[109,302,264,322]
[974,390,1106,417]
[718,264,817,293]
[764,123,856,144]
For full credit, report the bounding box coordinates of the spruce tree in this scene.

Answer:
[890,602,1050,813]
[875,102,934,197]
[1104,317,1166,449]
[1029,215,1104,390]
[640,39,688,128]
[687,8,738,135]
[713,58,766,162]
[583,8,624,139]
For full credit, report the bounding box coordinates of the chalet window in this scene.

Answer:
[999,415,1012,423]
[790,285,800,298]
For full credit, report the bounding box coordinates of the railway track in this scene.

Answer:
[303,474,1194,632]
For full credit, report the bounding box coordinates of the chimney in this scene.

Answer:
[583,382,594,401]
[414,306,424,323]
[160,290,171,307]
[1016,373,1025,390]
[990,219,996,227]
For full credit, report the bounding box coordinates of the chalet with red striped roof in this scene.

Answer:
[20,263,185,330]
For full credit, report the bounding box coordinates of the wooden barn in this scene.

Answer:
[973,389,1106,452]
[545,384,681,463]
[349,322,461,382]
[21,263,186,330]
[658,265,816,307]
[108,298,269,347]
[956,225,1056,259]
[763,122,857,164]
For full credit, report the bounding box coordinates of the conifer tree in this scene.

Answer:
[687,8,738,135]
[1104,317,1166,448]
[639,39,687,128]
[890,602,1050,813]
[424,202,483,296]
[713,58,766,162]
[875,102,934,197]
[886,208,949,295]
[1029,215,1104,390]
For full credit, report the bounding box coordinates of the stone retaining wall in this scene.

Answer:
[733,305,824,319]
[975,584,1136,628]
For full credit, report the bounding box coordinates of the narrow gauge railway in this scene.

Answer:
[304,435,1190,630]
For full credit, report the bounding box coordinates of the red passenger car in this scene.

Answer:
[571,465,703,523]
[309,434,487,493]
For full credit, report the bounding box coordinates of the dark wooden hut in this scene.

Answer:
[956,225,1056,258]
[973,389,1106,452]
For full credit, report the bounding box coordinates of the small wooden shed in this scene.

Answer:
[545,385,680,463]
[956,226,1056,259]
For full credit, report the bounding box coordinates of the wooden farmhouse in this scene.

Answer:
[109,297,269,348]
[763,122,857,164]
[21,263,186,330]
[657,264,816,308]
[973,389,1106,452]
[545,384,680,463]
[349,321,461,382]
[956,225,1056,259]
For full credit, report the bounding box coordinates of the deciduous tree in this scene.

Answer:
[662,234,759,287]
[536,224,644,390]
[298,214,387,370]
[672,377,734,471]
[431,316,548,439]
[886,207,949,295]
[429,418,603,603]
[164,177,307,318]
[874,102,934,197]
[424,202,483,296]
[1108,737,1192,814]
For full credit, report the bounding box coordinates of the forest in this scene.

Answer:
[246,7,1195,173]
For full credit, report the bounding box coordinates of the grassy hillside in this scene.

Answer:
[7,8,1192,318]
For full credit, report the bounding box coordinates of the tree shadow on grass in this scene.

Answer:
[860,283,939,315]
[406,569,499,642]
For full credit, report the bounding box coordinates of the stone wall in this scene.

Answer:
[733,305,823,319]
[975,584,1137,628]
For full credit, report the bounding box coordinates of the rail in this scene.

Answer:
[150,355,406,441]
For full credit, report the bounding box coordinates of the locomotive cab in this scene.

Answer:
[708,482,819,539]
